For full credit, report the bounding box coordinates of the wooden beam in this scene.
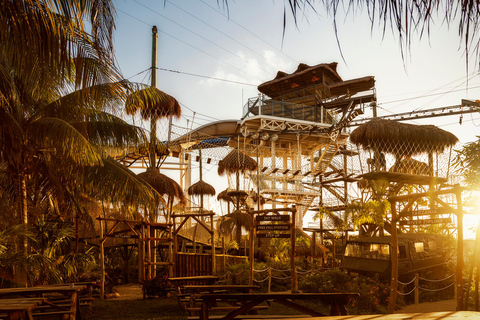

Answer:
[388,186,465,202]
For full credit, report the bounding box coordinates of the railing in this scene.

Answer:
[242,95,338,124]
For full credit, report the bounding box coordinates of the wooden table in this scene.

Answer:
[0,285,84,320]
[0,298,45,320]
[198,292,359,320]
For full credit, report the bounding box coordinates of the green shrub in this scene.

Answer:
[299,270,397,314]
[141,275,173,298]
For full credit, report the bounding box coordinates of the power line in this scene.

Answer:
[379,85,480,106]
[132,0,272,78]
[199,0,299,65]
[157,67,257,86]
[165,0,285,72]
[116,8,264,82]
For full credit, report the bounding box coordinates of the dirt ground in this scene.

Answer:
[112,284,143,300]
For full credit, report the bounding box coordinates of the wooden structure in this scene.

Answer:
[168,62,376,229]
[97,217,173,299]
[350,119,463,312]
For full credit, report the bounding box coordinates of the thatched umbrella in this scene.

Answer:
[137,168,186,218]
[187,148,215,212]
[188,180,215,197]
[126,87,181,169]
[218,150,257,209]
[188,180,215,210]
[217,188,233,215]
[218,149,258,175]
[125,86,181,120]
[217,189,234,203]
[350,118,458,157]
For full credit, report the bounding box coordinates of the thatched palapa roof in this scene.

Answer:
[137,168,186,203]
[350,119,458,156]
[218,150,258,176]
[187,180,216,196]
[125,87,181,119]
[217,189,234,203]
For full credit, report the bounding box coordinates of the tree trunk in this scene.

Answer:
[18,170,28,255]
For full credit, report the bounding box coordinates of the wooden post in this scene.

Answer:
[387,201,398,313]
[311,231,316,266]
[414,273,419,304]
[146,224,151,279]
[140,223,145,282]
[249,210,255,286]
[291,207,296,292]
[268,268,272,293]
[211,212,216,275]
[168,201,174,278]
[456,188,464,311]
[99,218,105,300]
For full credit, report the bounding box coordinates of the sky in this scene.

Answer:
[111,0,480,237]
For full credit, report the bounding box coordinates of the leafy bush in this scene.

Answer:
[141,275,173,298]
[299,270,398,314]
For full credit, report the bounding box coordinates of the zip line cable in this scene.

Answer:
[132,0,272,78]
[117,8,264,82]
[165,0,285,72]
[157,67,257,86]
[199,0,299,64]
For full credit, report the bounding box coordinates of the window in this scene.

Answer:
[414,242,424,253]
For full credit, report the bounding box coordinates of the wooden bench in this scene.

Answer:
[0,285,85,320]
[0,298,45,320]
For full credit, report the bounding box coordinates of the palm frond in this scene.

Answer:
[79,157,162,207]
[29,117,104,166]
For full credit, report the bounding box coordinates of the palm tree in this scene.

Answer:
[0,1,163,254]
[217,209,253,250]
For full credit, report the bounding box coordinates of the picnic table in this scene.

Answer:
[0,298,45,320]
[179,285,261,316]
[0,285,85,320]
[197,292,359,320]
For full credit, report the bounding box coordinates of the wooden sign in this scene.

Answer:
[401,208,450,216]
[257,224,290,231]
[111,234,138,238]
[256,233,290,238]
[256,215,290,222]
[399,217,451,225]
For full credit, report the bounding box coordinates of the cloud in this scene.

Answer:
[201,50,293,88]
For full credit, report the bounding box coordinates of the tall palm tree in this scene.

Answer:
[0,1,161,253]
